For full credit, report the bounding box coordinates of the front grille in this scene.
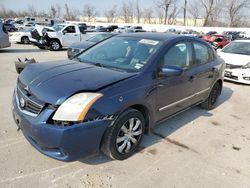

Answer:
[16,86,44,116]
[226,64,242,69]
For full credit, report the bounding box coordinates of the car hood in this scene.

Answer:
[218,52,250,66]
[70,41,95,49]
[19,60,136,105]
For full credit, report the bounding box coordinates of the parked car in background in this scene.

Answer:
[203,34,231,49]
[9,27,34,44]
[206,31,217,35]
[94,26,108,32]
[85,25,96,32]
[222,31,242,40]
[114,26,132,33]
[0,22,11,48]
[125,26,145,33]
[114,27,126,33]
[180,29,199,37]
[67,33,116,59]
[31,24,90,50]
[218,40,250,84]
[239,31,250,39]
[3,23,17,32]
[19,22,36,30]
[106,25,118,32]
[12,33,225,161]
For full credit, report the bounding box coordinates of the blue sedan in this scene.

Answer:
[12,33,225,161]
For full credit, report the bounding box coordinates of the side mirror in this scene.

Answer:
[158,65,183,77]
[62,30,67,35]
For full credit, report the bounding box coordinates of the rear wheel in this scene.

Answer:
[101,109,145,160]
[200,82,221,110]
[21,36,29,44]
[50,40,61,51]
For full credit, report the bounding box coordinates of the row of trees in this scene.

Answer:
[0,0,249,27]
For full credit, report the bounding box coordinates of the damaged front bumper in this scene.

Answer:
[12,90,113,161]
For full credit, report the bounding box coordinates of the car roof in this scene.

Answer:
[118,32,184,41]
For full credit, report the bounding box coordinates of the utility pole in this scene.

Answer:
[184,0,187,26]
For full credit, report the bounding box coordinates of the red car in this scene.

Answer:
[203,34,231,49]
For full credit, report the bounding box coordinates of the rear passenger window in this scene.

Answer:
[193,43,214,64]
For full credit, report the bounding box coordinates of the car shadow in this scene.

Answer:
[0,47,68,54]
[0,48,47,53]
[78,86,233,165]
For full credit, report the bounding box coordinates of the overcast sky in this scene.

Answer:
[0,0,159,14]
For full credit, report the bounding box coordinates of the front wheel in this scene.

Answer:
[200,82,221,110]
[101,109,145,160]
[50,40,61,51]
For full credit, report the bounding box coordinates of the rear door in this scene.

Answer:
[61,26,80,47]
[156,41,196,121]
[190,41,218,103]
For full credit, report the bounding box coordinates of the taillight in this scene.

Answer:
[3,25,8,34]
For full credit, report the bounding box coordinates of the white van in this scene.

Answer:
[0,22,11,49]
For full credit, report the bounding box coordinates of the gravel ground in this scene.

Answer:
[0,43,250,188]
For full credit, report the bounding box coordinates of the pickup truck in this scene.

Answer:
[31,24,88,51]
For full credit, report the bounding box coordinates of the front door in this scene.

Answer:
[62,26,80,47]
[156,41,196,121]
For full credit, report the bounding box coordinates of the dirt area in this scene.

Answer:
[0,43,250,188]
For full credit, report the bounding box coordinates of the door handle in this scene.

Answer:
[189,75,196,81]
[74,34,78,36]
[212,67,218,72]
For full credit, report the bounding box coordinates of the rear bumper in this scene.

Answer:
[12,92,111,161]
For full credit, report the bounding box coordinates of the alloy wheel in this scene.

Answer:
[116,118,143,154]
[51,41,60,50]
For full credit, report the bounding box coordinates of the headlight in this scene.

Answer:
[242,62,250,69]
[52,93,103,122]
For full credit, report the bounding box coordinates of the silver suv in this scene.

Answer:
[0,22,11,49]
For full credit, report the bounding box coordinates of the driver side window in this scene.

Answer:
[64,26,76,33]
[163,42,193,69]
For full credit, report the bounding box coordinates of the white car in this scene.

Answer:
[9,27,34,44]
[218,40,250,85]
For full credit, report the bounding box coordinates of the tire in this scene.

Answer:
[21,36,29,44]
[101,109,145,160]
[50,40,61,51]
[200,82,221,110]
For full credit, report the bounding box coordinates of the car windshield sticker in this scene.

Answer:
[139,39,159,45]
[134,63,144,69]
